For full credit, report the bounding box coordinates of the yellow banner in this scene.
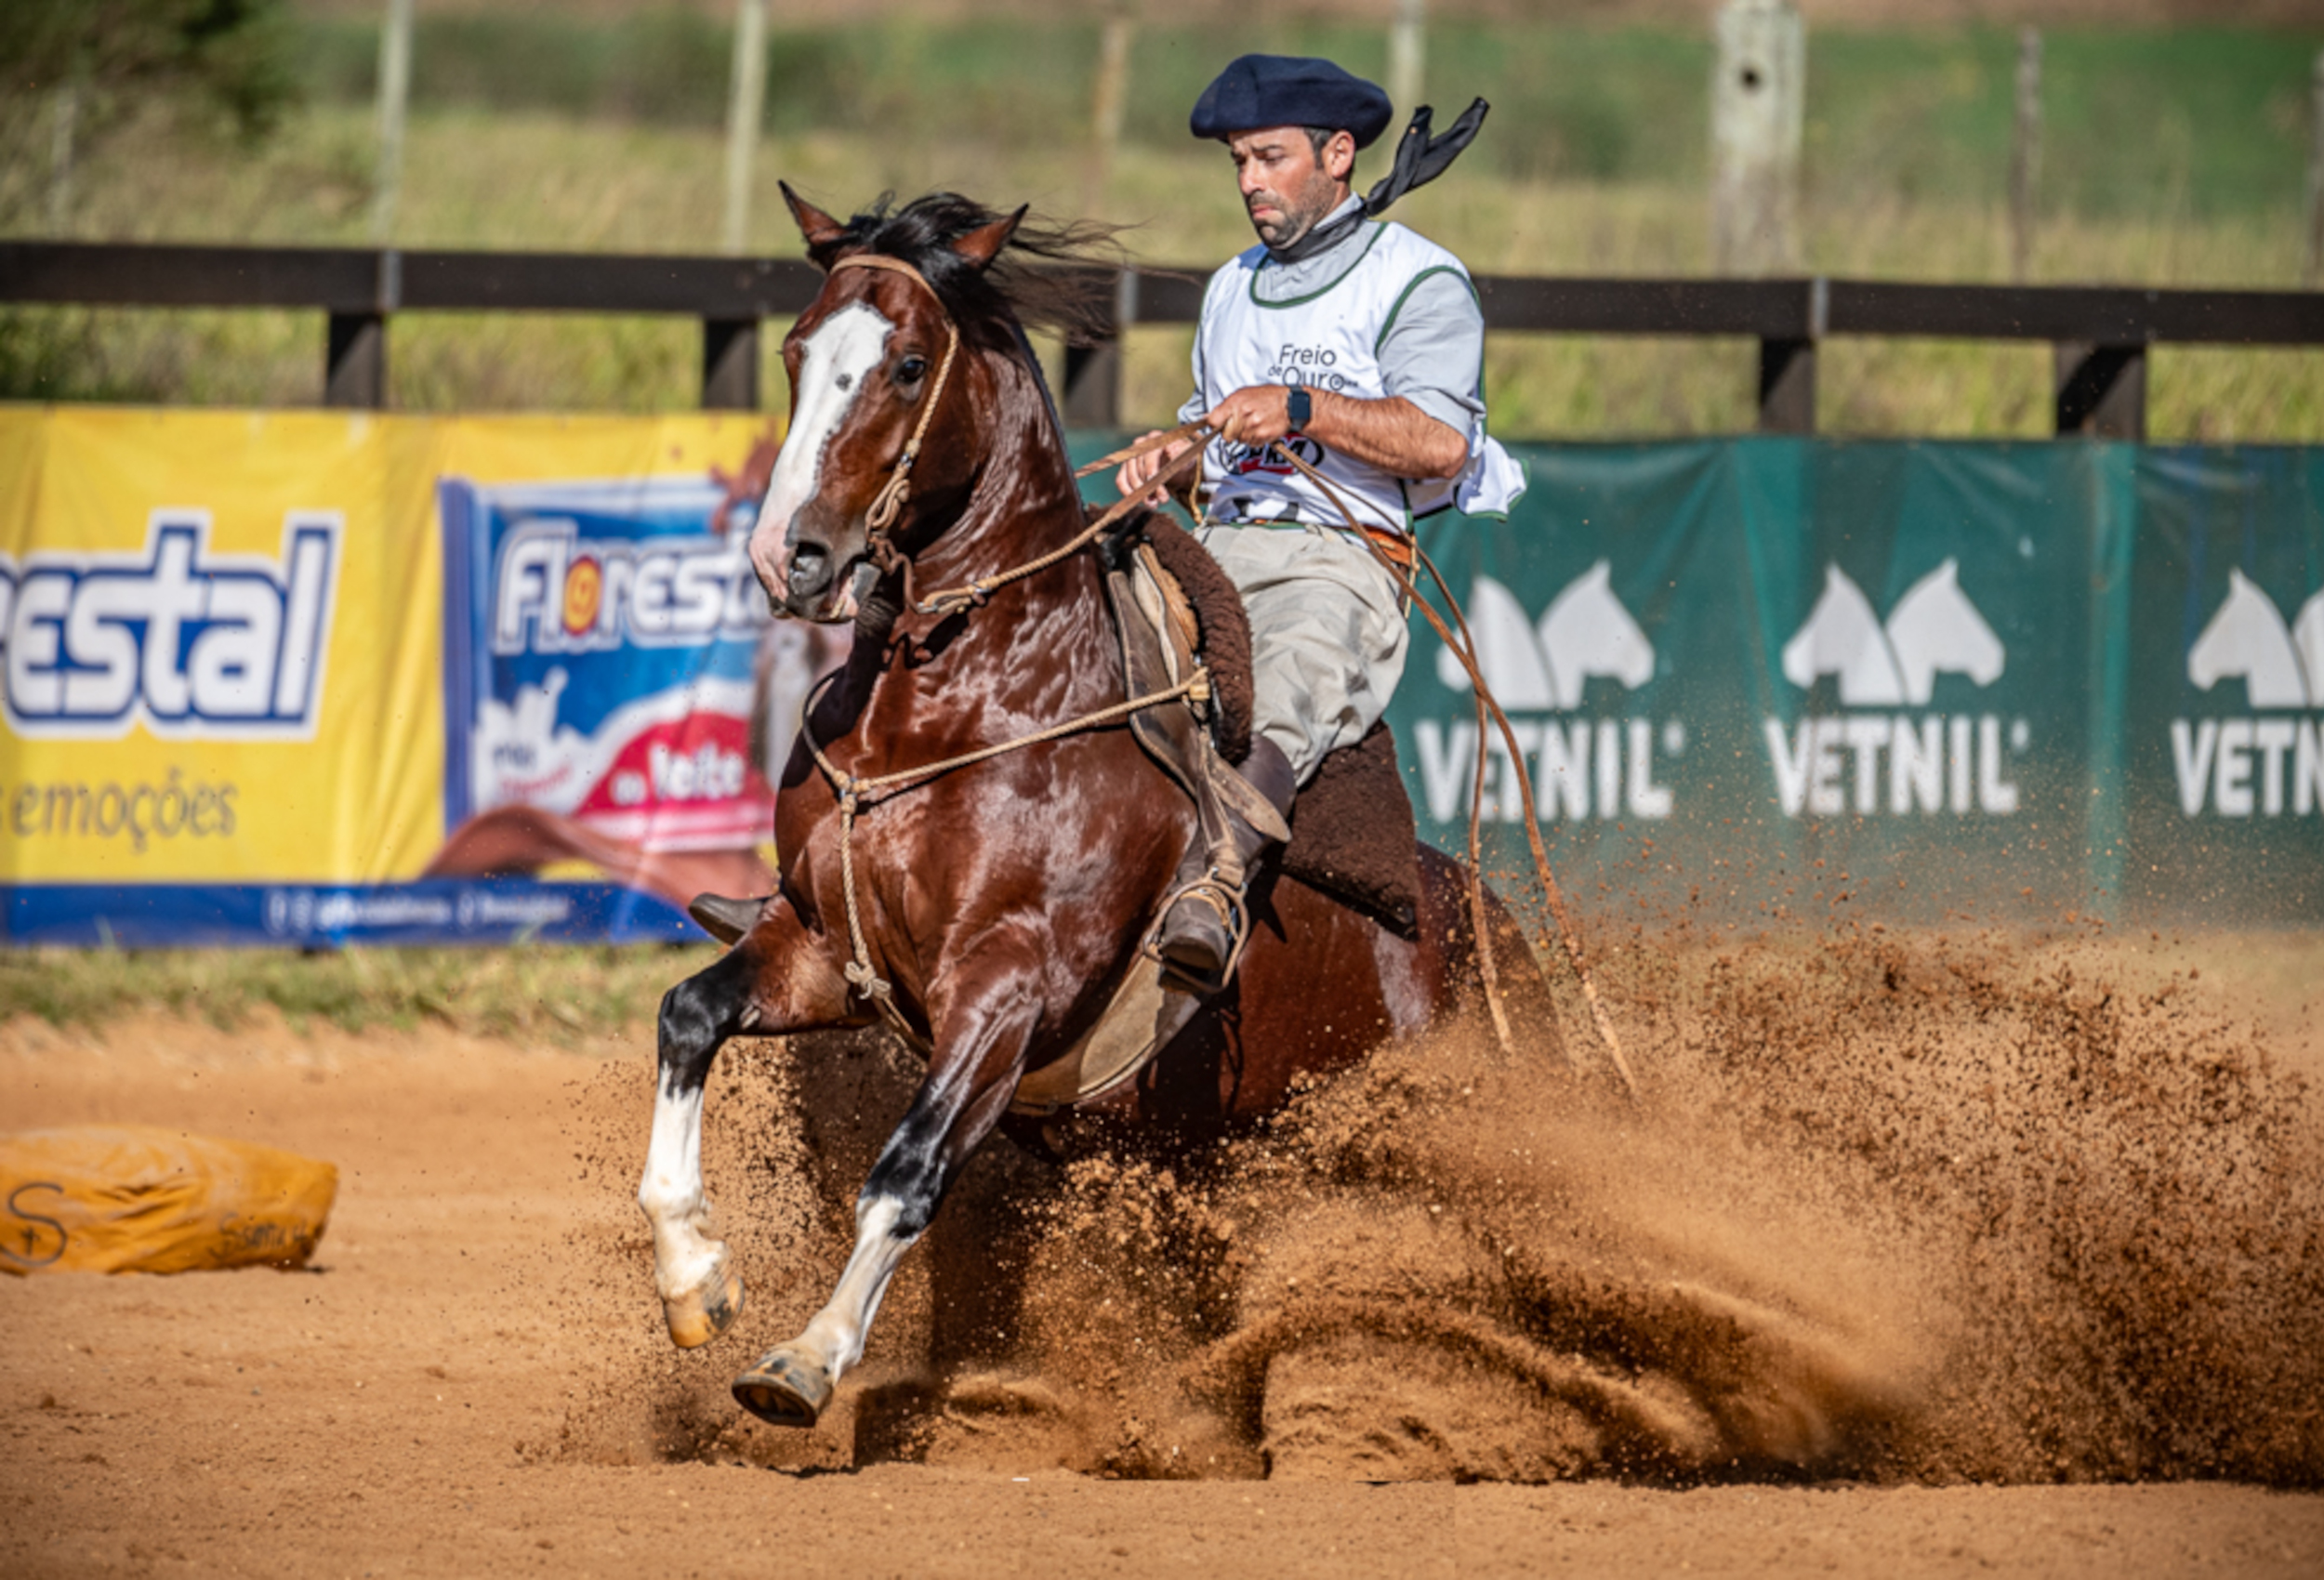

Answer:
[0,408,777,941]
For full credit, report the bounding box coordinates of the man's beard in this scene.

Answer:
[1248,185,1338,250]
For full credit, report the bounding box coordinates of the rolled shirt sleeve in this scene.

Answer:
[1375,268,1485,459]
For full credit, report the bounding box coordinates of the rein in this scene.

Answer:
[1254,440,1640,1099]
[913,423,1210,618]
[828,255,962,543]
[801,665,1213,1048]
[831,254,1208,620]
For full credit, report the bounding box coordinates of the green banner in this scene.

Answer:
[1380,439,2321,927]
[1068,436,2324,925]
[2121,448,2324,924]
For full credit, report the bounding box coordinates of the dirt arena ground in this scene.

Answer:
[6,926,2324,1578]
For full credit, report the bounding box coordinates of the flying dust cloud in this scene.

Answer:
[543,919,2324,1487]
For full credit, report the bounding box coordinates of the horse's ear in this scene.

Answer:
[782,182,852,269]
[948,205,1027,271]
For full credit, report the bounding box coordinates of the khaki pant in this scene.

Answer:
[1193,523,1411,783]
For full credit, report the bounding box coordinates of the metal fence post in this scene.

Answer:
[2010,28,2041,284]
[2306,50,2324,288]
[1062,268,1132,429]
[722,0,769,255]
[2053,342,2146,439]
[1082,2,1136,215]
[47,79,79,235]
[325,314,386,408]
[1711,0,1805,275]
[372,0,415,244]
[702,318,759,410]
[1389,0,1426,119]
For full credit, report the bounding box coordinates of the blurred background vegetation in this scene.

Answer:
[2,0,2320,438]
[0,939,716,1041]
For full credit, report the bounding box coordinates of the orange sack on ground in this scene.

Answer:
[0,1126,337,1275]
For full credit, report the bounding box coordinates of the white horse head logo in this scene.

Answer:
[1438,561,1656,708]
[1782,560,2004,706]
[1783,564,1903,704]
[1884,559,2004,704]
[1539,560,1655,708]
[2188,568,2316,708]
[1441,573,1558,709]
[2295,591,2324,707]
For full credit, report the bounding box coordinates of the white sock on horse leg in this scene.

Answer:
[638,1077,722,1301]
[788,1194,916,1381]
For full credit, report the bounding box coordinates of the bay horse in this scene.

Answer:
[638,187,1548,1429]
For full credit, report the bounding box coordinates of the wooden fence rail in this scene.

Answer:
[6,241,2322,439]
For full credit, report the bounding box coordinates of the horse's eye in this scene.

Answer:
[895,356,929,386]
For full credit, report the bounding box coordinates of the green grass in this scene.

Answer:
[3,928,2312,1077]
[277,14,2316,220]
[4,17,2321,439]
[0,942,718,1044]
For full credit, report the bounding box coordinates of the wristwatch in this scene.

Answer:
[1286,386,1312,430]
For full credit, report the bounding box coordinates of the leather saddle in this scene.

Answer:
[1099,513,1423,938]
[1012,512,1426,1116]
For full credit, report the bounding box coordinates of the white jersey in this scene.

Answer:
[1190,220,1525,534]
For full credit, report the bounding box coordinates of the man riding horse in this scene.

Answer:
[638,59,1557,1431]
[691,54,1518,991]
[1119,54,1524,992]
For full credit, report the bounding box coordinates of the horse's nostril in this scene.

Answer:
[788,546,829,597]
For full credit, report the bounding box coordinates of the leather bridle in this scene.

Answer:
[817,251,1208,617]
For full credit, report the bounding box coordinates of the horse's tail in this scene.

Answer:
[1415,844,1568,1070]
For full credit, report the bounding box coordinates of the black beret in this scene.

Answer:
[1189,55,1394,149]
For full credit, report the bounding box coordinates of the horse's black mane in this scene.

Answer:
[816,191,1125,349]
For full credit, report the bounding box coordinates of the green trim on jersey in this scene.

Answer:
[1245,224,1388,309]
[1373,264,1479,360]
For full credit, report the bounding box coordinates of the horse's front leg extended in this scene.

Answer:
[640,900,859,1347]
[733,979,1038,1428]
[638,945,757,1348]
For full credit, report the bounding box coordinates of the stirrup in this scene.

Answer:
[1145,873,1250,995]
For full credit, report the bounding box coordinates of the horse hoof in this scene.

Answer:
[733,1348,832,1429]
[662,1255,745,1350]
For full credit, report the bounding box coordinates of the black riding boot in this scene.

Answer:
[1153,737,1298,995]
[687,892,766,947]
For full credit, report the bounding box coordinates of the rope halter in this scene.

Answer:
[826,254,963,544]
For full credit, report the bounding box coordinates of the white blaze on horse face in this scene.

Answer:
[637,1074,721,1302]
[751,301,894,605]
